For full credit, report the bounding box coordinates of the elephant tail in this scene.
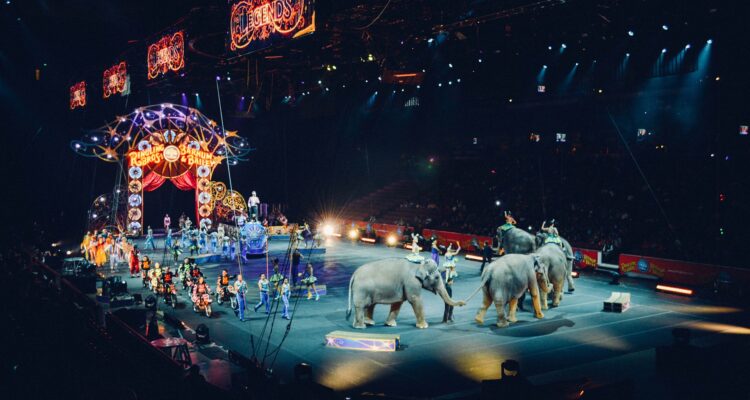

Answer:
[462,269,492,304]
[346,275,354,321]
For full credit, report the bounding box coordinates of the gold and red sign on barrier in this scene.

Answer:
[619,253,750,286]
[229,0,315,55]
[572,248,599,269]
[147,31,185,80]
[103,62,127,98]
[70,81,86,109]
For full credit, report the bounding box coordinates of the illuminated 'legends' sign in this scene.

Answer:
[229,0,315,55]
[147,31,185,80]
[70,81,86,109]
[103,62,128,98]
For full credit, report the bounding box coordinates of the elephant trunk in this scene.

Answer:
[436,278,465,307]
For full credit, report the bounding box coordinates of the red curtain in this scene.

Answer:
[142,171,167,192]
[171,171,197,191]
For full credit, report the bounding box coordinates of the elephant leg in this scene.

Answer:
[385,302,402,327]
[364,305,376,325]
[408,297,428,329]
[353,305,367,329]
[529,286,545,319]
[508,298,519,323]
[552,282,563,307]
[494,299,509,328]
[475,290,492,325]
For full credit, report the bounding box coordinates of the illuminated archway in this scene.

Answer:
[73,104,251,235]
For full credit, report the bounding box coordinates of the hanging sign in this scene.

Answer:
[70,81,87,109]
[229,0,315,55]
[147,31,185,80]
[103,62,128,98]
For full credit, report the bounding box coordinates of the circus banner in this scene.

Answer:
[619,253,750,286]
[102,62,128,98]
[229,0,316,55]
[572,248,599,269]
[70,81,86,109]
[147,31,185,80]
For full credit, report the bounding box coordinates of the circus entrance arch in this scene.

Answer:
[73,104,251,235]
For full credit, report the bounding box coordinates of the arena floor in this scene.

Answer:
[109,238,750,397]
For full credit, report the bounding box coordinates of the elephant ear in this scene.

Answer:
[414,262,429,283]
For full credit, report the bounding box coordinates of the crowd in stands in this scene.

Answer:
[382,150,742,267]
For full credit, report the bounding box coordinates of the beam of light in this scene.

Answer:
[195,93,202,109]
[697,40,712,71]
[655,284,693,296]
[666,305,743,315]
[438,349,508,382]
[559,62,578,93]
[618,53,630,79]
[688,322,750,335]
[317,357,387,390]
[536,65,548,84]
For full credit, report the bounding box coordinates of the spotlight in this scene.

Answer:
[662,24,669,31]
[386,235,398,246]
[626,53,630,57]
[322,224,334,236]
[561,43,567,49]
[448,63,453,68]
[456,78,461,83]
[195,93,199,96]
[706,39,713,44]
[478,58,482,63]
[575,62,579,66]
[416,85,420,89]
[661,48,667,53]
[543,65,548,69]
[548,45,552,50]
[627,30,634,37]
[317,80,322,84]
[438,83,442,87]
[66,250,72,255]
[348,229,359,240]
[685,44,691,49]
[216,76,221,81]
[495,200,501,206]
[427,38,434,43]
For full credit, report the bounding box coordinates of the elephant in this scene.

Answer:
[496,225,537,255]
[346,258,465,329]
[535,232,575,292]
[463,254,551,328]
[534,243,570,309]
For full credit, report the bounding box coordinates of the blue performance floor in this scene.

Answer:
[113,239,750,397]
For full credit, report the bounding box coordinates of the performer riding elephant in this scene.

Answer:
[463,254,551,327]
[346,258,465,329]
[535,219,575,293]
[496,211,537,254]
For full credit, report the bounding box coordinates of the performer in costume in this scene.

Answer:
[163,214,171,232]
[442,243,461,323]
[129,245,140,277]
[178,213,186,231]
[253,273,270,314]
[222,236,231,259]
[189,229,200,256]
[94,236,107,268]
[234,274,248,321]
[229,235,237,260]
[164,227,173,249]
[198,227,208,254]
[406,233,424,263]
[145,226,156,250]
[269,259,283,300]
[541,219,563,247]
[430,236,440,266]
[209,231,218,254]
[141,254,151,288]
[150,262,163,294]
[281,278,291,319]
[184,217,192,230]
[180,228,189,250]
[81,232,91,261]
[500,211,517,232]
[247,191,260,221]
[299,263,320,301]
[179,258,192,289]
[217,224,225,241]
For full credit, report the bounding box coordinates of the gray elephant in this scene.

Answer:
[496,225,537,254]
[464,254,551,328]
[346,258,465,329]
[534,243,569,309]
[535,232,575,292]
